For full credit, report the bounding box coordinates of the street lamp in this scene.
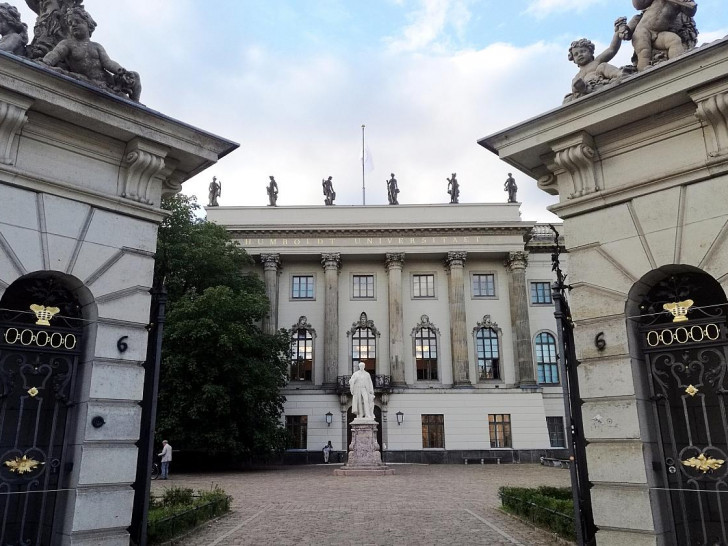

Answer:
[325,411,333,426]
[396,411,404,425]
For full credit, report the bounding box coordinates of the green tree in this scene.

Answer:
[154,195,289,458]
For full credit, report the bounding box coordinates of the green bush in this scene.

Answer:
[499,486,575,540]
[148,485,232,544]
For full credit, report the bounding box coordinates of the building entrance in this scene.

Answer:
[0,277,84,545]
[638,271,728,545]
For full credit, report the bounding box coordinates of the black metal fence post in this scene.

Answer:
[129,283,167,546]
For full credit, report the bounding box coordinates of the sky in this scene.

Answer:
[14,1,728,222]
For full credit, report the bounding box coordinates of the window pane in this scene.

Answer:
[421,414,444,448]
[476,328,500,380]
[286,415,308,449]
[531,282,552,304]
[536,332,559,384]
[472,274,495,297]
[546,416,565,447]
[292,276,314,299]
[353,275,374,298]
[413,274,435,297]
[352,326,376,373]
[488,414,511,448]
[290,329,313,381]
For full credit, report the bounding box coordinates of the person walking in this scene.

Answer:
[158,440,172,479]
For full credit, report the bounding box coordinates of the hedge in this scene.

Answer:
[498,486,575,540]
[148,486,232,544]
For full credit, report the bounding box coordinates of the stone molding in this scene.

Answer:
[385,252,405,270]
[505,251,529,271]
[0,95,31,166]
[691,82,728,160]
[473,314,501,334]
[290,315,316,337]
[548,132,599,199]
[160,159,183,199]
[410,314,441,338]
[445,251,467,269]
[346,311,381,338]
[260,253,281,272]
[321,252,341,271]
[121,139,169,205]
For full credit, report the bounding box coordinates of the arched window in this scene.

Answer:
[348,312,379,374]
[290,316,316,381]
[411,315,439,381]
[473,315,501,380]
[535,332,559,384]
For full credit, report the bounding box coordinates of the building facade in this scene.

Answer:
[208,203,568,464]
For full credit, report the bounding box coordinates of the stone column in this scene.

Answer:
[505,251,536,387]
[446,251,470,386]
[260,254,280,335]
[321,253,341,386]
[385,253,405,385]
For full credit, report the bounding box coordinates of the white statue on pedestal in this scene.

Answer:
[350,362,375,421]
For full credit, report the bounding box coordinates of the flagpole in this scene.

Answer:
[361,124,366,205]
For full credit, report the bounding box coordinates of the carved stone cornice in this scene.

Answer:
[473,314,501,334]
[0,92,32,166]
[445,251,467,269]
[385,252,405,270]
[505,251,528,271]
[321,252,341,271]
[410,314,441,338]
[260,253,281,272]
[290,315,316,337]
[691,84,728,160]
[548,132,599,199]
[346,311,381,338]
[160,159,183,199]
[122,138,169,205]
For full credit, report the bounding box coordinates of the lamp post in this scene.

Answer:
[396,411,404,425]
[325,411,333,427]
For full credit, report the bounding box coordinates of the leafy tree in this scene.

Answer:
[154,195,289,458]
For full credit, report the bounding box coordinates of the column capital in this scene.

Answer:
[260,253,281,272]
[505,251,529,271]
[445,251,467,269]
[321,252,342,271]
[385,252,405,270]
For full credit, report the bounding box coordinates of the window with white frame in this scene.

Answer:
[352,274,375,299]
[472,273,496,298]
[474,316,501,380]
[350,312,379,375]
[412,315,439,381]
[291,275,314,299]
[412,274,435,298]
[535,332,559,384]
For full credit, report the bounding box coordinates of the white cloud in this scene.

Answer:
[387,0,473,53]
[525,0,605,18]
[699,29,728,45]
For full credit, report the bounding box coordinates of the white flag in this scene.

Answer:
[360,147,374,172]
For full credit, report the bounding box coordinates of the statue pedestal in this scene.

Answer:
[334,421,394,476]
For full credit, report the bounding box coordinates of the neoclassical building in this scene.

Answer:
[207,203,568,463]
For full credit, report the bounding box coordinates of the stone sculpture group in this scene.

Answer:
[565,0,699,102]
[0,1,141,101]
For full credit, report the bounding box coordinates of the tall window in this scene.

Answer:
[290,329,313,381]
[415,327,438,380]
[530,281,552,304]
[291,275,314,299]
[353,274,374,299]
[472,273,496,297]
[475,327,500,380]
[352,327,376,374]
[536,332,559,384]
[422,414,444,448]
[489,414,512,448]
[286,416,307,449]
[412,274,435,298]
[546,416,565,448]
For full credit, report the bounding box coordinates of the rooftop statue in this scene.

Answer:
[447,173,459,204]
[208,176,221,207]
[41,6,141,101]
[623,0,698,71]
[504,173,518,203]
[322,176,335,206]
[564,18,630,103]
[0,3,27,56]
[387,173,399,205]
[267,176,278,206]
[25,0,81,59]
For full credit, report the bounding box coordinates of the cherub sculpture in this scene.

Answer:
[322,176,335,206]
[0,3,28,56]
[564,18,629,103]
[41,6,141,101]
[447,173,459,204]
[267,176,278,206]
[25,0,82,59]
[622,0,698,71]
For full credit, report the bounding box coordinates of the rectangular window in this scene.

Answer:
[421,414,444,448]
[472,273,496,297]
[546,416,565,448]
[488,414,512,448]
[353,274,374,299]
[286,415,308,449]
[530,282,552,304]
[291,275,314,299]
[413,274,435,298]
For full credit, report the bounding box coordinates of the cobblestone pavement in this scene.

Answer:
[152,463,572,546]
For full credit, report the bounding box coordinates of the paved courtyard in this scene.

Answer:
[152,463,572,546]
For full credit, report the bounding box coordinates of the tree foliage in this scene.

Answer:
[154,195,289,458]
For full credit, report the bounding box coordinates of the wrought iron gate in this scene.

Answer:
[0,279,82,545]
[640,297,728,545]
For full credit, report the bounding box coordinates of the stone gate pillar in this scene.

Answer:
[385,253,405,385]
[322,252,341,386]
[446,251,470,386]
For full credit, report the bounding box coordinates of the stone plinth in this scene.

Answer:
[334,420,394,476]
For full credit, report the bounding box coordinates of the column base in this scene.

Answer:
[335,422,395,477]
